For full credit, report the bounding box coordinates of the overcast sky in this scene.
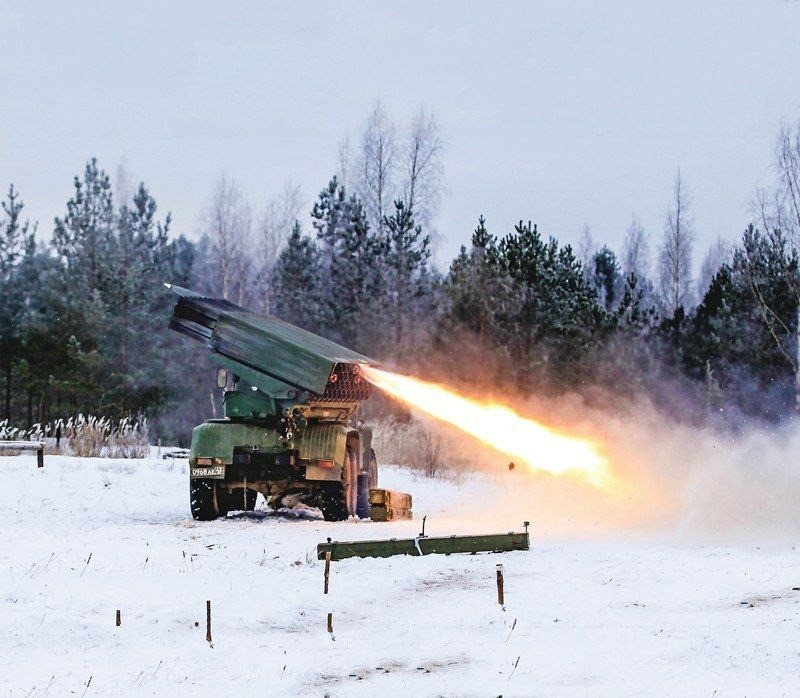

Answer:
[3,1,800,270]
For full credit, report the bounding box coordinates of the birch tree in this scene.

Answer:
[577,224,596,274]
[402,108,445,232]
[621,216,649,282]
[358,102,396,235]
[201,175,252,304]
[658,171,695,314]
[350,103,446,237]
[114,157,135,211]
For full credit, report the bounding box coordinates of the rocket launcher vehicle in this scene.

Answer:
[166,284,380,521]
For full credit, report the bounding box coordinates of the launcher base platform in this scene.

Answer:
[317,529,530,560]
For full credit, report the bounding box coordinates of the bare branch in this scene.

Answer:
[201,174,253,303]
[658,170,695,313]
[622,215,650,281]
[358,101,397,233]
[403,107,445,231]
[697,236,731,299]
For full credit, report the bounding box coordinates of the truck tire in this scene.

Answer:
[317,446,359,521]
[344,446,358,517]
[191,478,227,520]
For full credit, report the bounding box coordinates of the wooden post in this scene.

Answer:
[496,564,504,606]
[36,445,44,469]
[323,551,331,594]
[115,610,121,627]
[206,600,212,643]
[327,612,333,635]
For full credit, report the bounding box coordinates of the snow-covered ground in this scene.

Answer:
[2,451,800,696]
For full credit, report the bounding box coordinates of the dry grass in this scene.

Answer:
[0,415,150,458]
[372,419,475,479]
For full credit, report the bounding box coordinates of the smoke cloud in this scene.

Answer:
[388,386,800,541]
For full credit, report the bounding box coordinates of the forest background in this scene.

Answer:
[1,104,799,443]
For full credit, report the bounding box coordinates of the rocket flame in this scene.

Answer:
[361,366,612,489]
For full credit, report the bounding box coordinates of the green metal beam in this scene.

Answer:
[317,530,530,561]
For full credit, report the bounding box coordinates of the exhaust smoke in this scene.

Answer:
[363,365,800,539]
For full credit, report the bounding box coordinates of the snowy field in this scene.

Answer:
[2,451,800,697]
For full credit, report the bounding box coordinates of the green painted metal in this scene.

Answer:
[297,423,347,464]
[190,421,285,467]
[168,284,379,514]
[295,422,347,482]
[168,284,374,396]
[222,390,273,420]
[189,408,349,482]
[210,354,298,401]
[316,531,530,560]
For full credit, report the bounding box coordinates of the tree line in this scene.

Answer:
[1,106,798,442]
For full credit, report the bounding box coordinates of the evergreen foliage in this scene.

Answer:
[2,155,800,441]
[1,160,202,438]
[445,218,608,388]
[310,177,383,350]
[591,246,622,310]
[445,216,504,344]
[380,199,432,351]
[0,185,37,421]
[271,222,324,331]
[682,225,799,418]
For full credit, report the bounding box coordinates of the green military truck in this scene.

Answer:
[167,285,378,521]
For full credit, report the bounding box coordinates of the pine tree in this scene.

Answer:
[591,246,622,310]
[271,222,325,332]
[446,217,606,388]
[445,216,506,344]
[498,221,604,378]
[0,184,36,275]
[733,226,798,379]
[381,200,431,349]
[311,177,381,348]
[614,273,656,333]
[53,158,115,306]
[110,182,176,409]
[682,225,799,419]
[0,185,37,420]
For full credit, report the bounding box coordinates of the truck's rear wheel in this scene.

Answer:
[319,446,359,521]
[191,478,228,520]
[344,446,358,516]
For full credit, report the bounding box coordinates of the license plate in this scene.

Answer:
[191,466,225,477]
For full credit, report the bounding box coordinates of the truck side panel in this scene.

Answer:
[298,423,347,482]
